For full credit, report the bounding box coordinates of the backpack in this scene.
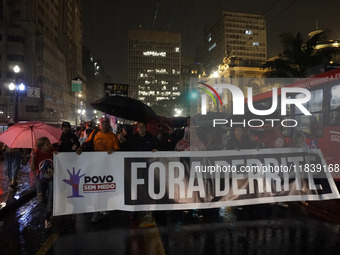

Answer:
[39,159,54,180]
[83,129,99,151]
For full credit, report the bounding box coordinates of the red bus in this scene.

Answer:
[249,68,340,181]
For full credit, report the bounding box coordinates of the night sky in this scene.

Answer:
[82,0,340,83]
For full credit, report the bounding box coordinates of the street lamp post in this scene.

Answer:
[9,65,25,123]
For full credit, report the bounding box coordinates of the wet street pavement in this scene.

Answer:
[0,160,35,217]
[1,199,340,254]
[0,160,340,254]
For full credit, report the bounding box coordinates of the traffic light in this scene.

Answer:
[190,89,198,99]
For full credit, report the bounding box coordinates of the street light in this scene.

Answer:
[9,65,25,123]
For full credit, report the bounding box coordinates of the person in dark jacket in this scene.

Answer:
[124,121,158,225]
[125,122,158,152]
[58,122,80,152]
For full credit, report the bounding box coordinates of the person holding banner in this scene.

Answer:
[125,122,158,152]
[259,122,289,208]
[125,121,158,225]
[77,117,120,154]
[259,121,286,149]
[175,126,206,219]
[76,117,120,223]
[293,131,309,149]
[30,137,57,229]
[175,126,205,151]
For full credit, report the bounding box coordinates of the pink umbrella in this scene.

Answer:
[0,121,62,148]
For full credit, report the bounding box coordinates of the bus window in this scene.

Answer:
[330,85,340,124]
[295,89,323,114]
[293,114,323,137]
[294,89,323,137]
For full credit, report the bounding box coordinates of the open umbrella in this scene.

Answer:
[0,121,62,148]
[91,95,159,122]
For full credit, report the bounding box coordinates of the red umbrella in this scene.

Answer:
[0,121,62,148]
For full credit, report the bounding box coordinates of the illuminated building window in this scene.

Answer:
[245,30,253,35]
[156,69,167,74]
[162,86,167,90]
[145,80,150,84]
[140,73,144,77]
[143,51,166,57]
[172,87,178,91]
[161,81,168,85]
[139,91,149,96]
[175,47,180,52]
[253,42,259,46]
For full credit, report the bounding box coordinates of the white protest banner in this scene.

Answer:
[53,149,340,216]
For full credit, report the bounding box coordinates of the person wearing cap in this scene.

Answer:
[58,122,80,152]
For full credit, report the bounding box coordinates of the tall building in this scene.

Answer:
[128,30,181,106]
[306,29,340,75]
[0,0,84,126]
[82,47,110,123]
[204,11,267,75]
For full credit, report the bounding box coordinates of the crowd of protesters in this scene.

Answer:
[1,115,311,228]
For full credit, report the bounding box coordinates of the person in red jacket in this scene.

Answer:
[30,137,57,229]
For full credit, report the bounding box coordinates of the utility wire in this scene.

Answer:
[242,0,297,48]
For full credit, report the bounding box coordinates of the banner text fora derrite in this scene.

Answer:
[124,149,336,205]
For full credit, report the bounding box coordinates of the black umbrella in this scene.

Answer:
[90,95,159,122]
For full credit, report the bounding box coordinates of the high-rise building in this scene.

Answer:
[128,30,181,106]
[0,0,84,125]
[204,11,267,75]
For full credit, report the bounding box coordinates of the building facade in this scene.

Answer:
[204,11,267,76]
[0,0,84,126]
[128,30,181,106]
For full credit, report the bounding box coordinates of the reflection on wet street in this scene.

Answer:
[1,199,340,254]
[155,206,340,255]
